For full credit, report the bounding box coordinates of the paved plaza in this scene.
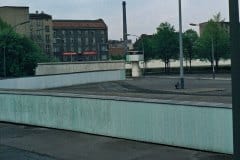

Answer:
[44,74,232,104]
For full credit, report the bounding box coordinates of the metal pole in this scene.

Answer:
[179,0,184,89]
[3,46,6,77]
[211,38,215,79]
[122,1,128,58]
[141,38,145,58]
[229,0,240,159]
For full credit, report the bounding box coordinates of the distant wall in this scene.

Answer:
[0,70,125,89]
[36,61,125,75]
[0,91,233,154]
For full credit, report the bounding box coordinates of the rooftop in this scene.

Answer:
[30,13,52,20]
[53,19,107,29]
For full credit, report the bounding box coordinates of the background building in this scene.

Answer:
[108,39,133,58]
[53,19,108,61]
[199,22,230,36]
[0,6,30,37]
[30,11,53,55]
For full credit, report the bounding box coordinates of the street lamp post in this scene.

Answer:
[2,20,30,77]
[189,23,215,79]
[211,38,215,79]
[178,0,184,89]
[229,0,240,159]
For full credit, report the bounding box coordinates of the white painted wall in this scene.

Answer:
[0,70,125,89]
[125,59,231,69]
[36,61,125,75]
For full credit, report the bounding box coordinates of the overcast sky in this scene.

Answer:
[0,0,231,40]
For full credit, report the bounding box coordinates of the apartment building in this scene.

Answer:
[53,19,108,61]
[29,11,53,55]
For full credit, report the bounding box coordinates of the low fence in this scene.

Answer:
[0,91,233,154]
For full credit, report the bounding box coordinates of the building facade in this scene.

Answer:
[0,6,30,37]
[53,19,108,61]
[108,39,133,58]
[29,11,53,55]
[199,22,230,36]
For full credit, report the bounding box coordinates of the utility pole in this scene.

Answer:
[229,0,240,159]
[211,38,215,79]
[178,0,184,89]
[122,1,128,58]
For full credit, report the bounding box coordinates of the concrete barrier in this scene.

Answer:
[0,91,233,154]
[0,70,125,89]
[36,61,125,75]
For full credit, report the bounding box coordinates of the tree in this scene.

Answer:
[194,13,230,72]
[133,34,154,61]
[153,22,179,73]
[183,29,198,72]
[0,18,57,77]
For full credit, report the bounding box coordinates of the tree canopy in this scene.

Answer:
[194,12,230,70]
[0,18,57,77]
[153,22,179,63]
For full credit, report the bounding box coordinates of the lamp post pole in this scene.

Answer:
[229,0,240,159]
[3,46,6,77]
[179,0,184,89]
[211,37,215,79]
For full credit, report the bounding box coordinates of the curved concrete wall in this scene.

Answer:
[0,91,233,154]
[0,70,125,89]
[36,61,125,75]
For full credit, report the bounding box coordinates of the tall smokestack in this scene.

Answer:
[122,1,128,57]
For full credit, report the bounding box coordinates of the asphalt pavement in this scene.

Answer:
[0,123,233,160]
[44,75,232,104]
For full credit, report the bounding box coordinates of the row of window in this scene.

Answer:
[53,30,105,36]
[54,37,105,44]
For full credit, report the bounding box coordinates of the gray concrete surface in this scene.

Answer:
[0,123,233,160]
[44,75,232,104]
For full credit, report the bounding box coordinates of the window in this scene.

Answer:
[45,26,50,32]
[78,38,81,43]
[62,30,65,35]
[101,37,105,43]
[91,31,95,36]
[46,45,50,53]
[78,47,82,53]
[46,35,50,42]
[92,38,96,45]
[70,38,74,43]
[70,46,74,52]
[85,37,89,45]
[78,30,82,35]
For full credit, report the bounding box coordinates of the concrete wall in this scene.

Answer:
[35,61,125,75]
[0,91,233,154]
[0,70,125,89]
[125,59,231,69]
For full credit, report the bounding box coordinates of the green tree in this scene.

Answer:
[133,34,154,61]
[153,22,179,73]
[194,13,230,71]
[183,29,198,72]
[0,18,56,77]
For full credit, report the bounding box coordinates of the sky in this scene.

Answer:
[0,0,231,41]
